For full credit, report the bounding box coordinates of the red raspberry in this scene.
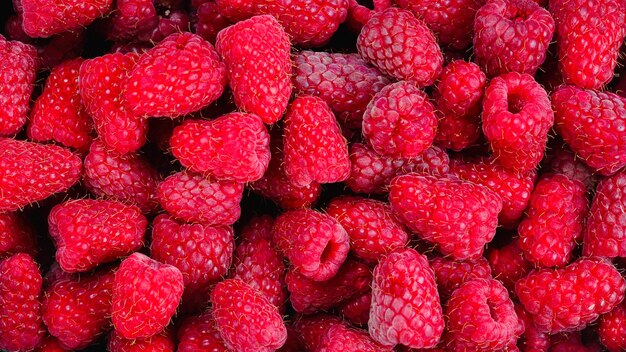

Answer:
[177,311,229,352]
[80,52,148,154]
[0,138,82,212]
[318,324,393,352]
[550,332,604,352]
[283,95,350,187]
[286,259,371,314]
[598,302,626,352]
[516,258,626,333]
[170,113,270,183]
[34,336,69,352]
[433,60,486,151]
[112,253,184,339]
[547,146,595,190]
[339,291,371,326]
[516,304,550,352]
[215,15,292,124]
[211,279,287,352]
[0,253,45,351]
[0,212,37,259]
[107,0,158,41]
[445,278,523,351]
[124,32,227,118]
[83,140,160,213]
[239,215,274,243]
[273,208,350,281]
[389,174,502,260]
[42,270,115,350]
[28,58,93,151]
[482,72,553,173]
[20,0,112,37]
[449,157,537,229]
[49,199,147,273]
[550,0,625,89]
[552,85,626,176]
[430,256,492,301]
[487,238,532,292]
[156,171,243,224]
[193,1,232,43]
[292,50,390,128]
[108,329,175,352]
[473,0,554,76]
[293,314,344,352]
[369,248,443,349]
[346,142,450,194]
[362,81,437,158]
[326,196,409,263]
[0,36,36,136]
[357,8,443,87]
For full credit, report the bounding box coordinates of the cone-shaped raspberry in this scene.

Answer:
[0,36,36,136]
[21,0,113,37]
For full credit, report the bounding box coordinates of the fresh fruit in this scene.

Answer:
[21,0,113,37]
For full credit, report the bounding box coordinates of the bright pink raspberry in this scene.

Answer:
[108,329,176,352]
[318,324,393,352]
[177,311,229,352]
[0,212,37,259]
[293,314,344,352]
[598,301,626,352]
[0,36,36,136]
[430,256,492,301]
[20,0,113,37]
[339,291,371,327]
[193,1,232,43]
[273,208,350,281]
[547,146,595,190]
[482,72,553,173]
[487,238,532,292]
[170,113,271,183]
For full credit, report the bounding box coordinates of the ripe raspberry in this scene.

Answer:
[83,140,160,213]
[42,270,115,350]
[449,157,537,228]
[516,258,626,333]
[473,0,554,76]
[362,81,437,158]
[80,52,148,154]
[0,36,36,136]
[293,314,344,352]
[211,279,287,352]
[283,95,350,187]
[357,8,443,87]
[124,32,227,118]
[292,50,390,128]
[193,1,232,43]
[156,171,243,224]
[550,331,604,352]
[369,248,443,349]
[433,60,486,151]
[550,0,625,89]
[482,72,553,173]
[326,196,408,263]
[239,215,274,243]
[547,146,595,190]
[273,208,350,281]
[487,238,532,292]
[430,256,492,301]
[0,138,82,212]
[339,291,371,326]
[0,212,37,259]
[112,253,184,339]
[170,113,270,183]
[346,142,450,194]
[143,10,190,44]
[598,301,626,352]
[108,329,175,352]
[389,174,502,260]
[318,324,393,352]
[107,0,158,41]
[0,253,45,351]
[445,278,523,351]
[177,311,229,352]
[49,199,147,273]
[286,259,371,314]
[552,85,626,176]
[20,0,113,37]
[28,58,93,151]
[35,336,69,352]
[516,303,550,352]
[215,15,292,124]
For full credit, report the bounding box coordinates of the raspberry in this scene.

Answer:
[487,238,532,292]
[357,8,443,87]
[108,329,175,352]
[430,256,492,301]
[83,140,160,213]
[516,304,550,352]
[20,0,113,37]
[107,0,159,41]
[42,270,115,350]
[0,253,45,351]
[550,0,625,89]
[0,36,36,136]
[124,32,227,118]
[177,311,229,352]
[547,146,595,191]
[339,291,371,326]
[170,113,271,183]
[293,314,344,352]
[80,52,148,154]
[28,58,93,151]
[292,50,390,128]
[482,72,553,173]
[144,10,190,43]
[272,208,350,281]
[239,215,274,243]
[362,81,437,158]
[211,279,287,352]
[193,1,232,43]
[326,196,409,263]
[0,212,37,259]
[283,95,350,187]
[550,332,604,352]
[286,259,371,314]
[516,258,626,333]
[433,60,486,151]
[318,324,393,352]
[49,199,147,273]
[473,0,554,76]
[156,171,243,224]
[552,85,626,176]
[215,15,292,124]
[112,253,184,339]
[389,174,502,260]
[369,248,443,349]
[0,138,82,212]
[445,278,523,351]
[598,301,626,352]
[35,336,68,352]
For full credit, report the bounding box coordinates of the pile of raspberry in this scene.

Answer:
[3,0,626,351]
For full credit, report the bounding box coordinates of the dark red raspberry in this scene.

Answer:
[430,256,492,301]
[549,331,604,352]
[0,211,37,259]
[293,314,344,352]
[547,146,595,190]
[598,301,626,352]
[34,335,69,352]
[487,238,532,293]
[339,291,371,326]
[238,215,274,243]
[318,324,393,352]
[21,0,112,38]
[516,304,550,352]
[106,0,158,41]
[193,1,232,43]
[177,311,229,352]
[108,329,175,352]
